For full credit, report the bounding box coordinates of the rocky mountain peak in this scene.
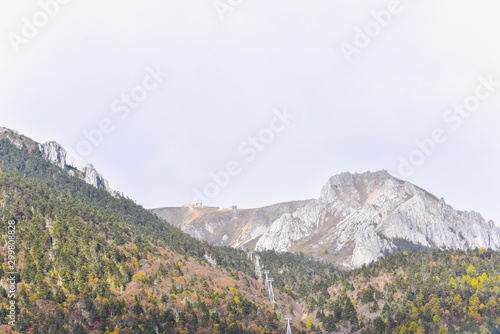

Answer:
[326,170,392,187]
[320,170,401,206]
[81,163,115,194]
[0,126,118,196]
[0,127,37,150]
[256,170,500,267]
[155,169,499,269]
[39,141,67,169]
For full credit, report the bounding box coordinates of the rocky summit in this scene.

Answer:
[152,170,500,268]
[0,127,116,195]
[39,141,67,169]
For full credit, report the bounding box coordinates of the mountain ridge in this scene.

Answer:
[1,126,328,332]
[0,126,116,195]
[4,126,498,269]
[152,170,499,268]
[2,126,500,333]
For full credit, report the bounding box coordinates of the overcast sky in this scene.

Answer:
[1,0,499,225]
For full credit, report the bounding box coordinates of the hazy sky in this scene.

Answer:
[1,0,499,225]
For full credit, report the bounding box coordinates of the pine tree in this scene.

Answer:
[343,298,358,326]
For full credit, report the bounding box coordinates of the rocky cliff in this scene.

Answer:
[152,171,500,268]
[0,127,38,150]
[80,163,116,194]
[39,141,67,169]
[1,127,117,195]
[256,170,499,267]
[151,200,310,249]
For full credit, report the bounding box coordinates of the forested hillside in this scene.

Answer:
[303,249,500,333]
[0,139,334,333]
[0,141,302,333]
[1,138,500,333]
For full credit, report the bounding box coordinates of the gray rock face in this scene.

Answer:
[153,170,499,268]
[36,139,116,196]
[2,126,118,196]
[150,201,310,248]
[0,127,22,149]
[0,127,37,150]
[39,141,67,169]
[36,142,116,195]
[255,170,500,267]
[81,163,116,195]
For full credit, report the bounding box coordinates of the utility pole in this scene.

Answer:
[255,255,261,278]
[286,317,292,334]
[268,278,275,303]
[263,270,270,290]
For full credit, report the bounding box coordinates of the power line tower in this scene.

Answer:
[255,255,261,278]
[286,317,292,334]
[268,278,275,303]
[263,270,270,289]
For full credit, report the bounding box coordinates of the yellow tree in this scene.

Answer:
[438,326,448,334]
[468,293,480,317]
[451,294,463,314]
[466,264,478,277]
[305,317,314,330]
[448,277,458,290]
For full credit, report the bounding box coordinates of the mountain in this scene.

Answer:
[151,200,310,249]
[1,127,116,195]
[152,170,500,268]
[39,141,67,169]
[0,127,335,333]
[1,127,500,333]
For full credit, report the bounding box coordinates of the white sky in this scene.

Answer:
[1,0,499,225]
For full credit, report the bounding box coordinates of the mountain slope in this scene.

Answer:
[151,200,311,250]
[1,127,116,195]
[152,171,500,268]
[0,132,334,333]
[1,128,499,333]
[301,248,500,333]
[0,170,285,333]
